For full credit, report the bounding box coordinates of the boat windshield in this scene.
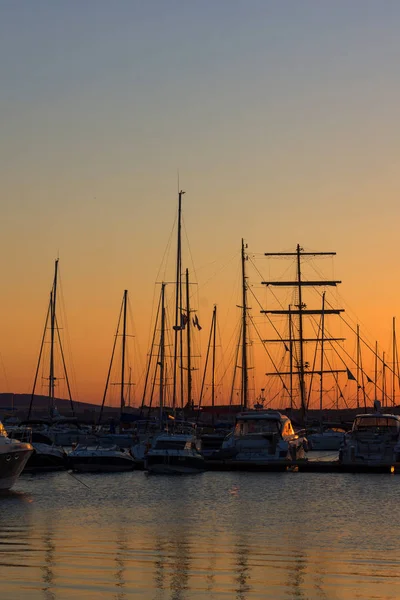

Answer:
[353,417,399,433]
[234,419,280,436]
[0,422,8,437]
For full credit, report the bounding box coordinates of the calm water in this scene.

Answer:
[1,468,399,599]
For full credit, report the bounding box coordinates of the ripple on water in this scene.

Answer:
[0,470,399,599]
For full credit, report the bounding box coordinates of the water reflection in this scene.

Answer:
[234,538,251,600]
[154,538,166,600]
[41,523,56,600]
[2,472,400,599]
[114,527,128,600]
[285,551,307,600]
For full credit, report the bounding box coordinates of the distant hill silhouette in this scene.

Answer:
[0,392,102,420]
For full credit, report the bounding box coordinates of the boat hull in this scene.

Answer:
[0,446,33,490]
[26,445,67,472]
[68,454,135,473]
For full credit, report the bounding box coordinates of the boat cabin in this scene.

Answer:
[233,411,296,439]
[352,414,400,436]
[153,435,198,452]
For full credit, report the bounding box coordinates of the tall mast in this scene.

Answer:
[356,324,360,410]
[185,269,192,409]
[319,292,326,426]
[374,341,378,401]
[295,244,307,424]
[262,245,345,424]
[241,239,248,410]
[172,190,185,412]
[289,305,293,411]
[382,351,386,405]
[120,289,128,421]
[159,283,166,422]
[49,259,59,410]
[393,317,396,406]
[212,305,217,425]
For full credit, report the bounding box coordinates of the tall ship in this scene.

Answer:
[261,244,347,449]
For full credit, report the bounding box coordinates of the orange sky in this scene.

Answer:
[1,3,400,410]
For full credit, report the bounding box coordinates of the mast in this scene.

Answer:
[185,268,192,409]
[120,289,128,421]
[49,259,59,410]
[319,292,326,426]
[374,341,378,401]
[295,244,307,424]
[198,304,216,422]
[172,191,185,412]
[289,305,293,411]
[393,317,396,406]
[212,305,217,425]
[159,283,166,423]
[382,351,386,405]
[262,245,345,424]
[241,239,248,411]
[356,324,360,410]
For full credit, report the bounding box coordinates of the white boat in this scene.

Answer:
[0,421,33,490]
[145,432,205,474]
[339,401,400,470]
[220,410,307,467]
[68,444,136,472]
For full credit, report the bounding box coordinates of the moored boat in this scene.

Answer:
[68,444,136,472]
[219,409,307,468]
[145,432,205,474]
[339,401,400,471]
[0,421,33,490]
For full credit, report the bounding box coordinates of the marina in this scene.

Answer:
[2,3,400,599]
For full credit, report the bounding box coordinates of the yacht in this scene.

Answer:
[144,432,205,474]
[339,401,400,471]
[68,444,136,472]
[0,421,33,490]
[219,410,308,468]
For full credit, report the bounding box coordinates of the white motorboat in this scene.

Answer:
[220,410,308,467]
[0,421,33,490]
[145,432,205,474]
[339,401,400,470]
[68,444,136,472]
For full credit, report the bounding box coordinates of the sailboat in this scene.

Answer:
[220,240,307,467]
[198,305,231,458]
[68,290,137,472]
[261,244,348,450]
[22,259,75,467]
[96,289,137,447]
[144,190,205,474]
